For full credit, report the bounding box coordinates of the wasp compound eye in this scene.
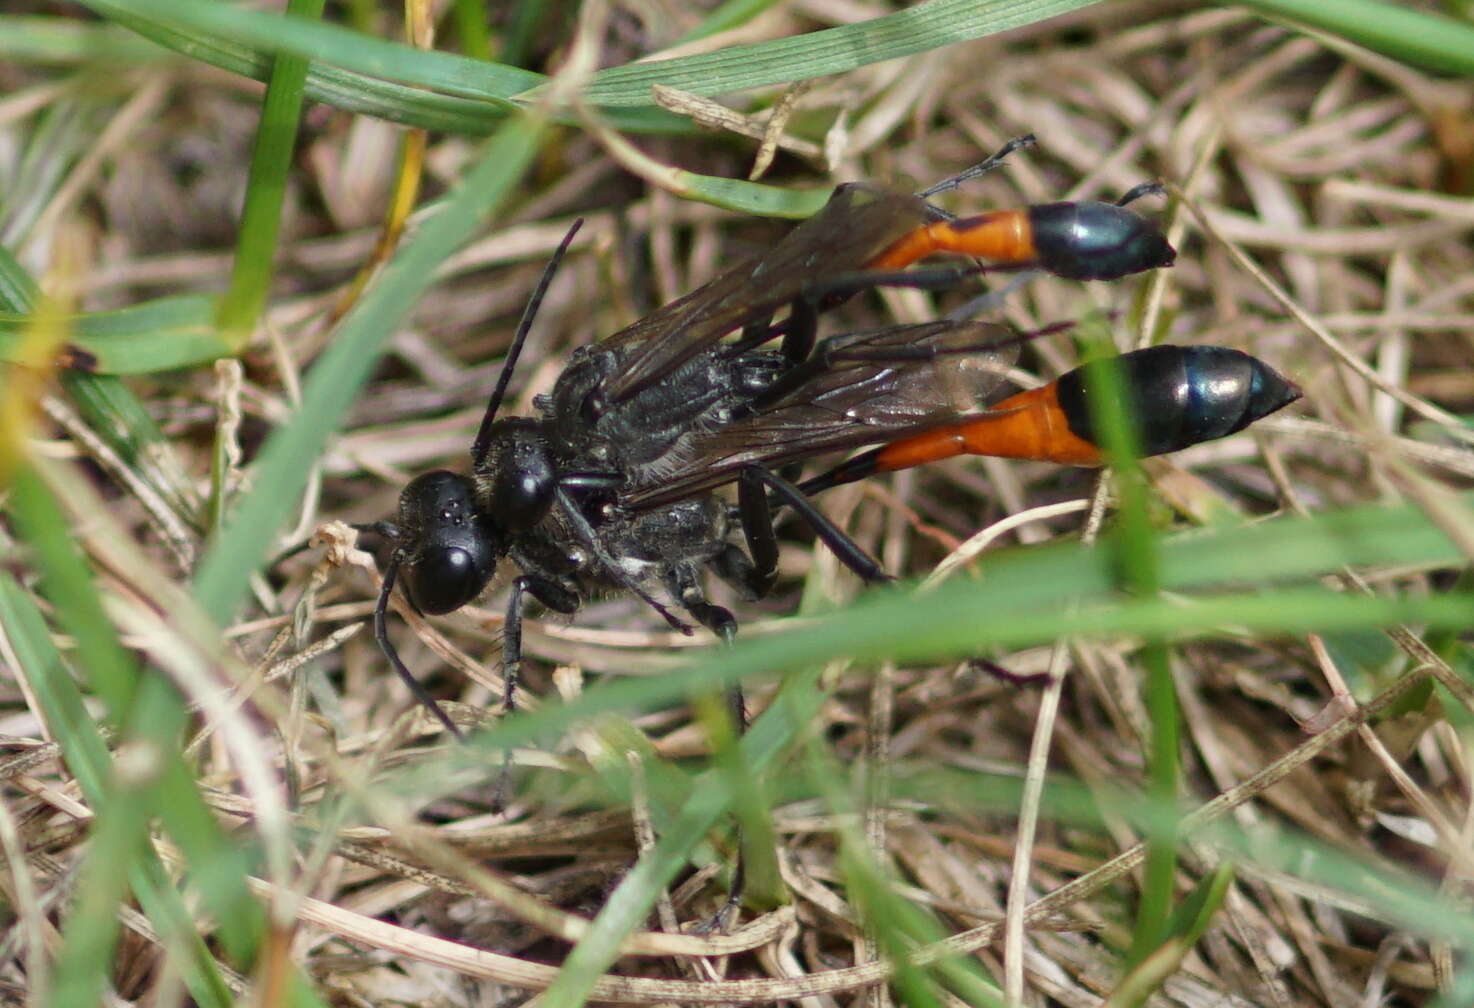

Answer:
[395,470,499,614]
[405,546,489,615]
[1027,201,1176,280]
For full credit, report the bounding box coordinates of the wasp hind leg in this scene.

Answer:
[1116,180,1166,207]
[738,464,891,586]
[916,134,1038,202]
[665,563,751,933]
[740,466,1043,687]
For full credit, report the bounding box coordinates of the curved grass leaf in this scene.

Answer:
[1241,0,1474,76]
[0,294,228,374]
[77,0,684,135]
[574,0,1097,106]
[77,0,1102,134]
[192,115,543,623]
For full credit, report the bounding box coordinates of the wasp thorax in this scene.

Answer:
[476,418,557,533]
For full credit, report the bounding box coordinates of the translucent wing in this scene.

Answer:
[622,321,1020,510]
[598,183,936,404]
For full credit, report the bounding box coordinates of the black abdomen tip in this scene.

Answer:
[1055,345,1300,458]
[1028,202,1176,280]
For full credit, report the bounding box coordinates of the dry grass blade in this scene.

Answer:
[3,1,1472,1005]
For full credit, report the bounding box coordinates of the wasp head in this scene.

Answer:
[395,469,502,615]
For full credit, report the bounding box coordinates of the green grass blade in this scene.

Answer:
[216,0,326,348]
[501,587,1468,770]
[65,5,672,136]
[76,0,1098,137]
[1109,863,1234,1007]
[1241,0,1474,76]
[383,511,1474,815]
[450,0,493,61]
[0,14,162,63]
[644,171,832,218]
[1071,346,1180,962]
[80,0,542,104]
[0,294,229,373]
[43,762,157,1008]
[576,0,1098,106]
[8,467,143,718]
[0,243,38,311]
[5,472,246,1005]
[212,0,325,534]
[192,114,543,624]
[0,574,112,797]
[535,667,826,1008]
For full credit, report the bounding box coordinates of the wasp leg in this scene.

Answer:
[667,564,737,644]
[502,574,579,716]
[781,266,980,364]
[666,563,750,933]
[739,311,776,350]
[1116,180,1166,207]
[916,133,1037,203]
[708,542,769,602]
[738,465,890,586]
[665,563,745,725]
[555,489,692,634]
[493,573,579,811]
[970,656,1052,686]
[741,471,1044,690]
[374,549,465,740]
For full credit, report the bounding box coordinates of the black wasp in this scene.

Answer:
[364,137,1297,746]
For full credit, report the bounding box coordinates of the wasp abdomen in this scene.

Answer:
[1027,201,1176,280]
[1054,345,1301,457]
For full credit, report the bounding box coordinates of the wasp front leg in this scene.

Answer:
[501,574,579,717]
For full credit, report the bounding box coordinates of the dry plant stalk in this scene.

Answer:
[5,3,1472,1006]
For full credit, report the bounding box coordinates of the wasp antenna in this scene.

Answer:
[917,134,1037,200]
[374,549,465,740]
[474,218,585,464]
[1116,180,1166,207]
